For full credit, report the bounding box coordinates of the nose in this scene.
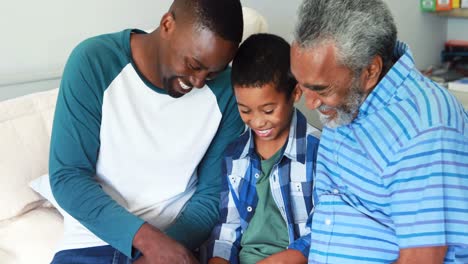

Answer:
[301,87,322,110]
[251,115,267,129]
[189,71,208,88]
[308,96,322,110]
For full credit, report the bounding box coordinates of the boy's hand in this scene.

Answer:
[208,257,230,264]
[257,249,307,264]
[133,223,198,264]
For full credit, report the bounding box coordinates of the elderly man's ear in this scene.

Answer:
[292,84,303,103]
[361,55,383,93]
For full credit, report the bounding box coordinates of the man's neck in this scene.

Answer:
[130,30,163,88]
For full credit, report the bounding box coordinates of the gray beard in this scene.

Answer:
[319,77,366,129]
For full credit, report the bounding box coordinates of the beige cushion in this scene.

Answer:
[0,88,58,221]
[242,7,268,42]
[0,249,16,263]
[29,174,68,217]
[0,207,63,264]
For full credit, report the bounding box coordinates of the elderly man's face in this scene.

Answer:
[290,42,366,128]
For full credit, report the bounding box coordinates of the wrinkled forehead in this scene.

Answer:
[290,43,334,75]
[291,42,351,85]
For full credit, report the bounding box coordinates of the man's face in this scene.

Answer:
[160,23,237,98]
[291,42,366,128]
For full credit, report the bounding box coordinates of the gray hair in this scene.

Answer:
[294,0,397,75]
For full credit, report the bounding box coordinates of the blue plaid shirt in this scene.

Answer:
[207,109,321,263]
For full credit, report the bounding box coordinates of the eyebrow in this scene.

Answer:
[192,58,229,73]
[303,83,329,91]
[237,102,277,107]
[192,58,208,70]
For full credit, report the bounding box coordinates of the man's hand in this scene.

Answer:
[257,249,307,264]
[394,246,447,264]
[133,223,198,264]
[208,257,230,264]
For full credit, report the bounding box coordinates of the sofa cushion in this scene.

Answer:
[0,207,63,264]
[0,88,58,221]
[242,7,268,42]
[0,249,15,264]
[29,174,68,217]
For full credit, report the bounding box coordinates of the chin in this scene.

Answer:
[165,84,186,98]
[167,90,184,98]
[163,77,185,98]
[257,136,274,141]
[320,112,354,128]
[253,133,275,141]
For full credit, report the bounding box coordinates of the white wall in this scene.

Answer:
[385,1,448,70]
[243,0,448,70]
[0,0,451,102]
[447,18,468,40]
[0,0,170,87]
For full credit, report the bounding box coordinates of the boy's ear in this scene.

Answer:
[292,84,302,103]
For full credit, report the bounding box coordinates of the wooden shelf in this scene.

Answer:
[436,8,468,17]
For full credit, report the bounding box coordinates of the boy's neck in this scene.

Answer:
[254,131,289,160]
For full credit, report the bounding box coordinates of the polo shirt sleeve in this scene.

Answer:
[384,124,468,249]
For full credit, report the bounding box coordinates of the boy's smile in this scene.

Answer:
[234,82,302,157]
[254,128,273,138]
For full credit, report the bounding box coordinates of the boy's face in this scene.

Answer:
[234,83,302,144]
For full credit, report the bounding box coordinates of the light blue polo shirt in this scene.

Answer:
[308,42,468,263]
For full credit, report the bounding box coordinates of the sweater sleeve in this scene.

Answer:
[165,72,244,250]
[49,38,144,258]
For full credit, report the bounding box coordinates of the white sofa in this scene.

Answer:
[0,88,62,263]
[0,7,268,264]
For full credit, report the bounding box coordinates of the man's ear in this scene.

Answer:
[361,55,383,93]
[292,84,303,103]
[159,12,176,39]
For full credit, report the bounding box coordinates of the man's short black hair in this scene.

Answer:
[173,0,243,44]
[231,33,298,97]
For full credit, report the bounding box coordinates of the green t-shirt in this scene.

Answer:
[239,148,289,264]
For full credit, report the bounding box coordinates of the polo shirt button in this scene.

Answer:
[247,206,253,212]
[333,189,339,194]
[325,219,332,225]
[254,173,260,179]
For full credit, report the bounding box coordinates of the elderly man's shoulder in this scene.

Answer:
[391,70,466,134]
